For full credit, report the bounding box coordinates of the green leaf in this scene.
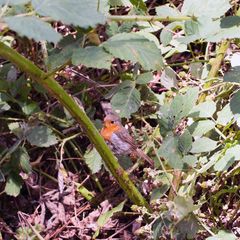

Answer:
[94,200,125,238]
[20,101,40,115]
[47,39,80,70]
[180,18,223,44]
[160,27,173,46]
[129,0,147,11]
[150,173,173,201]
[189,100,216,118]
[109,0,132,7]
[173,196,197,220]
[171,87,199,128]
[206,230,237,240]
[4,16,62,44]
[160,67,177,90]
[103,33,164,70]
[5,172,23,197]
[151,185,170,201]
[136,72,153,84]
[188,120,215,137]
[156,5,181,17]
[190,62,203,79]
[216,104,233,125]
[230,90,240,114]
[158,88,199,131]
[8,122,23,139]
[84,148,103,174]
[190,137,218,153]
[207,25,240,42]
[182,155,198,167]
[152,216,172,240]
[12,147,32,173]
[178,129,192,154]
[224,66,240,83]
[111,81,141,118]
[26,125,58,147]
[221,16,240,28]
[0,0,30,5]
[181,0,231,18]
[174,214,199,239]
[72,46,113,70]
[0,101,10,113]
[214,145,240,171]
[158,133,184,169]
[32,0,105,28]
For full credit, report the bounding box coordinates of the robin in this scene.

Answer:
[100,114,154,166]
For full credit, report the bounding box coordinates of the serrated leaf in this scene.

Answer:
[206,230,237,240]
[84,148,103,174]
[5,172,23,197]
[94,200,125,238]
[158,133,184,169]
[156,5,182,17]
[216,104,233,125]
[158,87,199,130]
[214,145,240,171]
[188,120,215,137]
[103,33,163,70]
[4,16,62,44]
[32,0,105,28]
[224,66,240,83]
[12,147,31,173]
[178,129,192,154]
[190,137,218,153]
[189,100,216,118]
[181,0,231,18]
[26,125,58,147]
[230,90,240,114]
[160,67,177,90]
[136,72,153,84]
[72,46,113,69]
[111,81,141,118]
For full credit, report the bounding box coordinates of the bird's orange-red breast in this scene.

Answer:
[100,114,154,166]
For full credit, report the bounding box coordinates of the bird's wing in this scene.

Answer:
[116,127,138,149]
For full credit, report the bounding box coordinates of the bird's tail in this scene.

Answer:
[135,148,154,166]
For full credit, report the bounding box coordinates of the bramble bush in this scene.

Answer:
[0,0,240,239]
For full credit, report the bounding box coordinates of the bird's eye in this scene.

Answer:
[111,121,114,124]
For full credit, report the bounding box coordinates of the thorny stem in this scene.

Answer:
[107,15,192,22]
[0,42,150,209]
[199,40,230,102]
